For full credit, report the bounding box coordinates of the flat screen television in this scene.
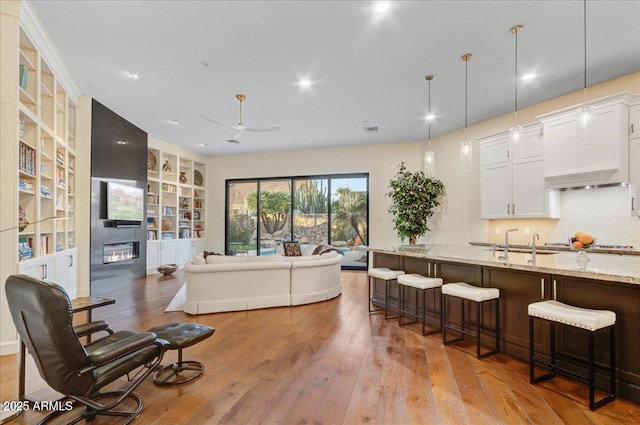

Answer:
[107,181,144,221]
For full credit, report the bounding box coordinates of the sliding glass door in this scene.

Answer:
[226,173,368,269]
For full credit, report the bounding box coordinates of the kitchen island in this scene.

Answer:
[369,245,640,403]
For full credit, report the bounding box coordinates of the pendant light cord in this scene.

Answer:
[515,29,519,113]
[465,59,468,129]
[428,77,432,142]
[583,0,587,91]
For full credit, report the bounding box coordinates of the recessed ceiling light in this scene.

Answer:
[375,2,389,13]
[128,71,140,80]
[197,143,207,147]
[425,113,435,121]
[298,79,312,88]
[521,72,537,81]
[169,119,180,125]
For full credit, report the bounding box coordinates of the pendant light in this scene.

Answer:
[576,0,594,146]
[509,25,523,158]
[460,53,472,172]
[424,74,435,178]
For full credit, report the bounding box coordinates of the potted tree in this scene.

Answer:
[387,162,445,245]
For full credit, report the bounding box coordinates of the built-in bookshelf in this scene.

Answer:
[16,26,76,261]
[146,148,205,243]
[146,145,206,272]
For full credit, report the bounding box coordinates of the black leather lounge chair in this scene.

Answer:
[5,274,165,424]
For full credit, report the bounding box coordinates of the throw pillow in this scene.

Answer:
[283,241,302,257]
[203,250,222,259]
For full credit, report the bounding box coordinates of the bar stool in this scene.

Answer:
[398,274,443,335]
[367,267,405,319]
[528,300,616,411]
[441,282,500,358]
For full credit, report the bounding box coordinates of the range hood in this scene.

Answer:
[537,92,634,190]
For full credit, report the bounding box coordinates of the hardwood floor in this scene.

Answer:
[2,270,640,424]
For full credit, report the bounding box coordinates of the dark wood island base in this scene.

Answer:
[370,246,640,404]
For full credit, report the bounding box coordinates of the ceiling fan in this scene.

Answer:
[201,94,283,143]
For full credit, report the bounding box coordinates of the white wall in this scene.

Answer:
[205,142,423,253]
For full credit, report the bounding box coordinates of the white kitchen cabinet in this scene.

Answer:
[629,100,640,140]
[630,139,640,216]
[479,123,559,219]
[539,92,634,189]
[146,239,177,272]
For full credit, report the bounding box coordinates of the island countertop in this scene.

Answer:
[368,244,639,285]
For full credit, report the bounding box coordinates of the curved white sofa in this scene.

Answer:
[184,251,343,315]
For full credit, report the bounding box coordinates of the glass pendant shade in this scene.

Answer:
[424,151,435,177]
[460,140,472,172]
[508,124,523,157]
[576,103,594,147]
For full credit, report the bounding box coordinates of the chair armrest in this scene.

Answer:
[74,320,113,338]
[85,331,159,366]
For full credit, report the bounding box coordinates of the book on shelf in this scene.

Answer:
[19,64,28,91]
[19,143,36,175]
[18,237,33,260]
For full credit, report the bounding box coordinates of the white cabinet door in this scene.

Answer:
[480,135,509,166]
[18,256,56,281]
[53,250,77,298]
[159,240,177,265]
[629,101,640,140]
[147,240,160,271]
[480,162,512,218]
[513,157,559,218]
[178,239,196,267]
[630,139,640,216]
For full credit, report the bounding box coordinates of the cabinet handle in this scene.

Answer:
[434,263,438,277]
[428,262,431,277]
[507,204,511,214]
[632,124,635,134]
[541,278,545,299]
[68,255,73,268]
[512,204,516,215]
[633,197,636,211]
[41,264,47,280]
[553,279,557,300]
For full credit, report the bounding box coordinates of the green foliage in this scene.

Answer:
[228,214,255,244]
[246,190,291,233]
[296,180,328,214]
[387,162,445,241]
[332,187,368,245]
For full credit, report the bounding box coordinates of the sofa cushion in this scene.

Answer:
[204,250,223,259]
[192,253,206,265]
[247,254,284,263]
[283,241,302,256]
[206,255,248,264]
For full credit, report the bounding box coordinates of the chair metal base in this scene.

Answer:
[37,392,143,425]
[398,284,441,336]
[154,359,205,385]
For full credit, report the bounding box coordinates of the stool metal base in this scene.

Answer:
[398,284,441,336]
[368,276,399,320]
[529,316,616,411]
[154,359,205,385]
[442,294,499,359]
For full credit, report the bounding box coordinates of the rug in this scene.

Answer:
[165,283,186,312]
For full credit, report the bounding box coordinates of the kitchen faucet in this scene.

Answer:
[498,228,519,261]
[528,233,540,265]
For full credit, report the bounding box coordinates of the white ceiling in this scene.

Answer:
[30,0,640,157]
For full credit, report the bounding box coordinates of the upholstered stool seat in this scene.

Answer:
[398,274,443,335]
[147,322,215,385]
[441,282,500,358]
[368,268,405,319]
[528,300,616,411]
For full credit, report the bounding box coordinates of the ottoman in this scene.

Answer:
[147,322,215,384]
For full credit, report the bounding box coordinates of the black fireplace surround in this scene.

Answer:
[90,99,148,290]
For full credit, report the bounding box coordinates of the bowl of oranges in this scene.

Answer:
[569,232,596,251]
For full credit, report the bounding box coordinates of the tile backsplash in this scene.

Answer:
[488,186,639,248]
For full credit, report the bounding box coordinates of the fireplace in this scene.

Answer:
[103,241,140,264]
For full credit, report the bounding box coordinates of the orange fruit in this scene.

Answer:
[573,241,584,249]
[578,233,593,245]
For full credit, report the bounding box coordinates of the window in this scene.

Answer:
[225,173,369,269]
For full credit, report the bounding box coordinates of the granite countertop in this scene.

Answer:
[469,241,640,256]
[368,244,640,285]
